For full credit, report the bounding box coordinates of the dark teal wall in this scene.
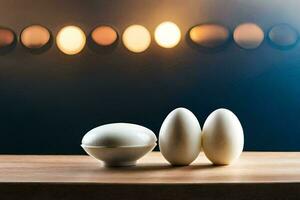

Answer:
[0,0,299,154]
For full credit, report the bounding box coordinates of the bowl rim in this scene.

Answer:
[81,143,157,149]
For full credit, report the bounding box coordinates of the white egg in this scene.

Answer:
[81,123,157,167]
[202,108,244,165]
[159,108,202,166]
[82,123,157,147]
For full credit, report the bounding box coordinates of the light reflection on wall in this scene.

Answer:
[154,21,181,48]
[122,25,151,53]
[21,25,51,49]
[91,26,118,46]
[56,26,86,55]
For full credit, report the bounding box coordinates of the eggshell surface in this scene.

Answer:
[159,108,202,166]
[82,123,157,147]
[202,108,244,165]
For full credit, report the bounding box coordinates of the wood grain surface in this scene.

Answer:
[0,152,300,200]
[0,152,300,183]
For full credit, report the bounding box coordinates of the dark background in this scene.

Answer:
[0,0,299,154]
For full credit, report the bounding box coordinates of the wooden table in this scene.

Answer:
[0,152,299,200]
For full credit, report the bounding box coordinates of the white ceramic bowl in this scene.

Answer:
[81,144,156,167]
[81,123,157,167]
